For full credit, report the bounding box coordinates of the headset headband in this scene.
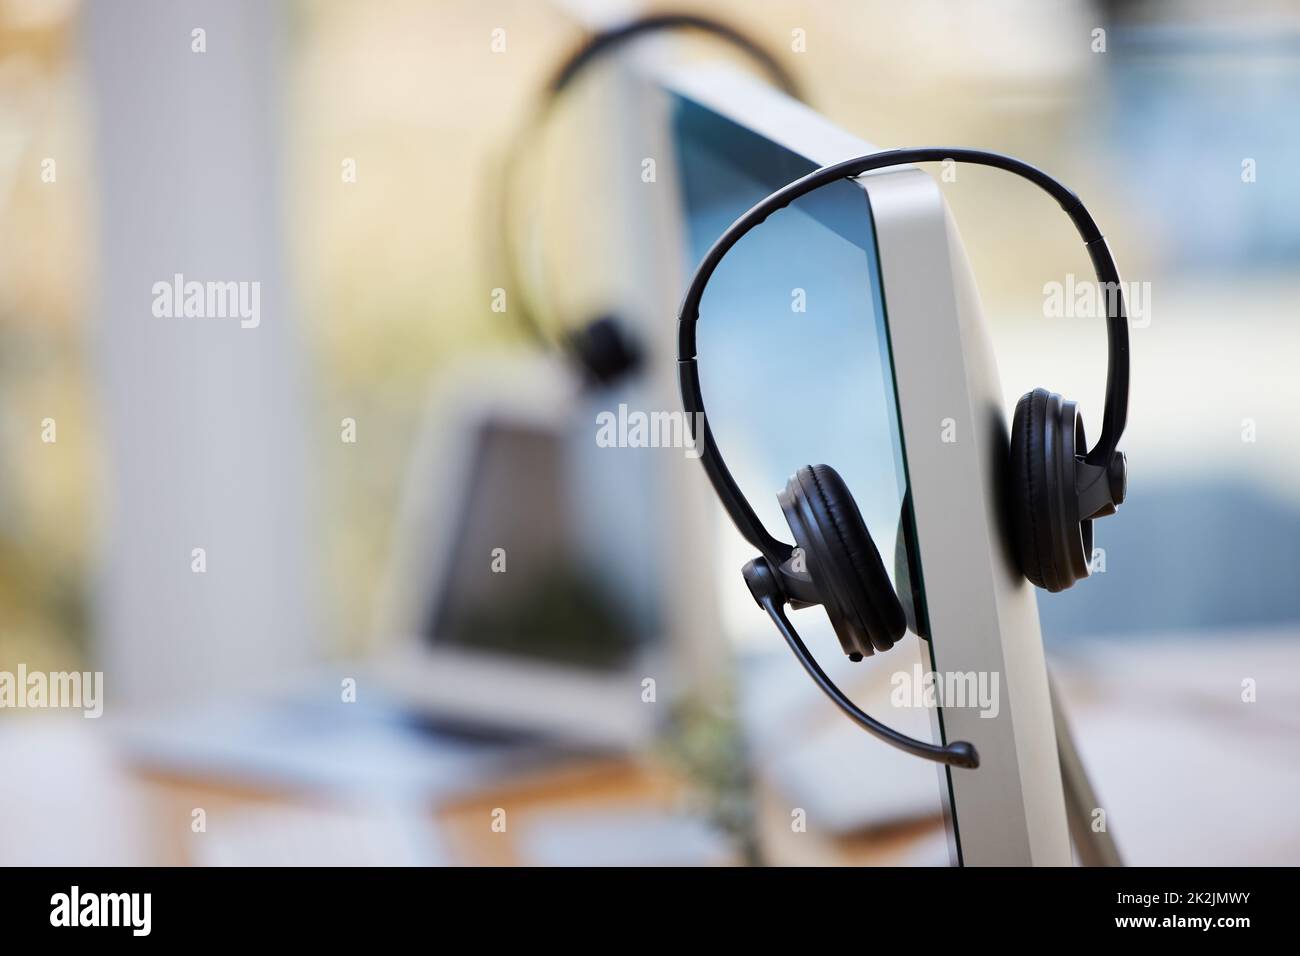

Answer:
[495,14,801,355]
[677,148,1131,569]
[546,13,802,100]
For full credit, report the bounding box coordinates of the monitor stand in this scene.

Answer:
[1051,673,1124,866]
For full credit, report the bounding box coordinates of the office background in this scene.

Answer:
[1,0,1297,865]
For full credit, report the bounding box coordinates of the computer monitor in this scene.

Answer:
[375,354,701,749]
[625,60,1072,866]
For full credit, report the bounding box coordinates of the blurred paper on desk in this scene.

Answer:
[194,804,449,868]
[515,808,739,867]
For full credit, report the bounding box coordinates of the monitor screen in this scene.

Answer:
[424,414,657,672]
[671,95,923,641]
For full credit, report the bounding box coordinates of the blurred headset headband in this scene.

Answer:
[490,13,803,386]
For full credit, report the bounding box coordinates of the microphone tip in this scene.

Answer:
[948,741,980,769]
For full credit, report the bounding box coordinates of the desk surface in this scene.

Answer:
[3,635,1297,865]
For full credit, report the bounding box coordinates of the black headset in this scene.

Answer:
[492,13,804,387]
[678,150,1131,769]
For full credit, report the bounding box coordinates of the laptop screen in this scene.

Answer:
[425,415,655,672]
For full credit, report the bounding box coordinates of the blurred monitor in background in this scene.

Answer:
[426,419,644,670]
[375,356,684,749]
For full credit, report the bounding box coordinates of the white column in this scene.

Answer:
[82,0,315,707]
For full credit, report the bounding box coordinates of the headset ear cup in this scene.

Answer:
[778,482,859,657]
[566,315,641,386]
[1010,388,1090,593]
[778,465,906,657]
[1010,390,1049,589]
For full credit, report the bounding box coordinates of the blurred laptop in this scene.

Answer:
[118,351,690,804]
[373,352,680,749]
